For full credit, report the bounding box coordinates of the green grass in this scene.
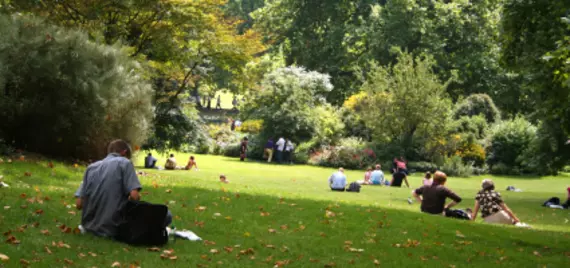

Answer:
[1,153,570,267]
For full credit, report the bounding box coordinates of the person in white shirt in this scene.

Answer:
[329,168,347,191]
[275,137,285,163]
[285,139,294,164]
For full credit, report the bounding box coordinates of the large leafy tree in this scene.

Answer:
[501,0,570,171]
[5,0,265,151]
[353,52,453,158]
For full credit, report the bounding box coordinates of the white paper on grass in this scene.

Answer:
[173,230,202,241]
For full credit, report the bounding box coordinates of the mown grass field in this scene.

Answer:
[1,153,569,267]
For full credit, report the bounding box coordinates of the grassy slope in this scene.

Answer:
[0,153,569,267]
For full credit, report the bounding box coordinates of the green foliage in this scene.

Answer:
[440,156,474,177]
[519,121,570,175]
[0,14,153,160]
[486,117,537,175]
[308,137,377,170]
[407,162,438,173]
[242,66,343,143]
[450,115,489,141]
[454,94,501,123]
[354,52,453,158]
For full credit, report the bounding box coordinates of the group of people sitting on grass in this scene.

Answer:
[328,167,528,226]
[144,153,199,171]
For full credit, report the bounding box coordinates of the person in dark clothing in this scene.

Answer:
[240,137,249,161]
[264,138,274,163]
[412,171,462,215]
[390,168,410,188]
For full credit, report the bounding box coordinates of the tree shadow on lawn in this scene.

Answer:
[2,183,570,268]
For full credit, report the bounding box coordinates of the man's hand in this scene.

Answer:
[75,197,83,210]
[129,189,141,201]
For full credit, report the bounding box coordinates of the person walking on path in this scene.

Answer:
[240,137,249,161]
[285,139,294,164]
[264,138,275,163]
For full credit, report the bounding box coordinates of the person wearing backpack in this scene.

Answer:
[75,140,171,245]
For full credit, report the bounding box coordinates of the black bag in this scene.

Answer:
[542,197,560,207]
[444,209,471,220]
[115,201,168,246]
[346,182,361,193]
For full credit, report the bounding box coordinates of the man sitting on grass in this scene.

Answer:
[412,171,462,216]
[370,164,385,185]
[144,153,157,169]
[329,168,347,192]
[75,140,171,240]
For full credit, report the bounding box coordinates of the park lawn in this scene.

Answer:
[0,154,569,267]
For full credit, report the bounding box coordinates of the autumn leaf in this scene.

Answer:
[64,258,74,265]
[88,252,97,257]
[40,230,50,235]
[24,172,32,176]
[195,206,207,212]
[45,246,52,254]
[0,253,9,262]
[35,209,44,215]
[78,253,86,258]
[455,230,465,238]
[20,259,30,265]
[260,211,270,217]
[204,240,216,246]
[224,246,234,253]
[111,261,121,267]
[533,251,542,257]
[268,229,277,234]
[374,259,380,266]
[210,249,219,254]
[147,247,161,252]
[265,244,276,249]
[165,189,172,193]
[280,225,288,230]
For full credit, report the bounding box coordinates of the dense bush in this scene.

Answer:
[241,66,343,143]
[454,94,501,123]
[440,156,474,177]
[0,15,153,160]
[450,115,489,140]
[407,162,439,172]
[486,117,537,174]
[519,121,570,175]
[294,139,319,164]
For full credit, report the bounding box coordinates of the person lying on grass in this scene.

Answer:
[75,139,172,239]
[471,179,521,225]
[185,156,198,171]
[329,168,347,192]
[390,167,410,188]
[412,171,462,216]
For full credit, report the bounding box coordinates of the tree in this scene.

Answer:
[353,52,453,158]
[453,94,501,123]
[6,0,265,151]
[241,66,343,143]
[0,14,153,159]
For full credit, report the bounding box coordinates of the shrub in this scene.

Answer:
[450,115,489,140]
[440,156,474,177]
[294,139,319,164]
[223,143,241,157]
[236,120,263,134]
[486,116,537,174]
[456,142,486,167]
[0,14,153,160]
[407,162,439,172]
[454,94,501,123]
[308,138,378,169]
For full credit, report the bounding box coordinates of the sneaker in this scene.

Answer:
[407,198,413,204]
[515,222,531,228]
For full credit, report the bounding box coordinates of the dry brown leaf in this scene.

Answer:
[455,230,465,238]
[40,229,50,235]
[210,249,219,254]
[64,258,74,265]
[280,225,288,230]
[45,246,52,254]
[268,229,276,234]
[62,227,72,233]
[20,259,30,265]
[111,261,121,267]
[223,246,234,253]
[35,209,44,215]
[163,249,175,255]
[169,256,178,260]
[24,172,32,177]
[147,247,161,252]
[260,211,270,217]
[78,253,86,258]
[265,244,276,249]
[165,189,172,193]
[88,252,97,257]
[373,259,380,265]
[204,240,216,246]
[533,251,542,257]
[0,253,9,262]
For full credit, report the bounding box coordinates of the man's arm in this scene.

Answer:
[122,161,143,200]
[444,188,462,210]
[413,187,424,203]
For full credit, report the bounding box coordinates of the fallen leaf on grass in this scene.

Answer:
[88,252,97,257]
[268,229,276,234]
[64,258,74,265]
[224,246,234,253]
[45,246,52,254]
[40,230,50,235]
[265,244,276,249]
[165,189,172,193]
[210,249,219,254]
[195,206,207,212]
[374,259,380,265]
[455,230,465,238]
[147,247,161,252]
[169,256,178,260]
[280,225,288,230]
[204,240,216,246]
[111,261,121,267]
[78,253,86,258]
[6,235,20,244]
[35,209,44,215]
[20,259,30,265]
[533,251,542,257]
[260,212,270,217]
[24,172,32,177]
[348,248,364,252]
[324,262,336,267]
[0,253,9,261]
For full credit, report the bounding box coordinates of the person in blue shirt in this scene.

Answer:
[370,164,385,185]
[144,153,157,169]
[329,168,347,191]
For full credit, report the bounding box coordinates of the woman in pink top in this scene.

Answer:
[422,172,433,186]
[363,167,373,185]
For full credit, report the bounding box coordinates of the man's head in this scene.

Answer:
[107,140,132,159]
[433,171,447,185]
[338,167,345,173]
[170,154,174,158]
[375,164,381,170]
[244,137,249,141]
[148,153,152,157]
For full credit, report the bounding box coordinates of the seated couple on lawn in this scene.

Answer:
[163,154,198,170]
[412,171,522,225]
[75,140,172,245]
[363,165,409,187]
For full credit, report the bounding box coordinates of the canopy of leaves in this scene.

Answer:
[0,14,153,159]
[453,94,500,123]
